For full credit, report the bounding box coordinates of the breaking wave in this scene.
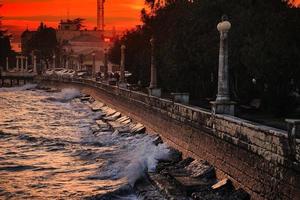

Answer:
[45,88,81,102]
[0,84,37,92]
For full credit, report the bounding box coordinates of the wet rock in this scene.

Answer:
[160,147,182,163]
[134,177,167,200]
[148,173,188,200]
[228,188,250,200]
[185,160,215,180]
[130,123,146,134]
[104,112,121,121]
[152,135,164,146]
[211,179,233,196]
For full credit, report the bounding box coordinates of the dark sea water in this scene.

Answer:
[0,85,170,200]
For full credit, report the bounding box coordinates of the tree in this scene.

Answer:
[24,22,58,69]
[109,0,300,116]
[0,4,13,70]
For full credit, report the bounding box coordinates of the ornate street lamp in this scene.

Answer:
[211,15,235,115]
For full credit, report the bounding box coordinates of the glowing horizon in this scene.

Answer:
[1,0,145,32]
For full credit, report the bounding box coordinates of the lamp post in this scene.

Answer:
[104,49,108,79]
[211,15,235,115]
[148,37,161,97]
[25,57,28,72]
[6,57,9,71]
[120,45,126,83]
[20,56,24,73]
[92,52,96,77]
[16,56,19,71]
[53,55,56,69]
[33,56,37,73]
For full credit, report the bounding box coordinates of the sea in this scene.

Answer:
[0,85,170,200]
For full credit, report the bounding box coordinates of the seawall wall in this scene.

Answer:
[38,77,300,200]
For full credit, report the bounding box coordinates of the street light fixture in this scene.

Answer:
[211,15,235,116]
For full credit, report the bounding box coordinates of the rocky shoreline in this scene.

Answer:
[77,93,250,200]
[37,85,250,200]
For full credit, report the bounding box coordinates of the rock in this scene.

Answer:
[116,116,130,123]
[173,176,212,195]
[159,147,182,163]
[211,179,233,196]
[148,173,188,200]
[130,123,146,134]
[185,160,215,180]
[96,120,110,130]
[104,112,121,121]
[228,189,250,200]
[152,135,163,146]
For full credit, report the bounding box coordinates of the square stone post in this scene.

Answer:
[20,56,24,73]
[33,56,37,73]
[148,37,161,97]
[6,57,9,71]
[53,55,56,69]
[211,15,235,116]
[92,53,96,77]
[286,119,300,161]
[25,57,28,72]
[16,56,19,71]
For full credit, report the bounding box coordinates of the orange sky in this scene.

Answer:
[1,0,300,35]
[0,0,145,32]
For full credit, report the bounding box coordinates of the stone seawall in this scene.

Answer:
[38,77,300,200]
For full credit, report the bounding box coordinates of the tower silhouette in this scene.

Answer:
[97,0,105,31]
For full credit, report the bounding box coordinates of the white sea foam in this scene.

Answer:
[0,84,37,92]
[46,88,81,102]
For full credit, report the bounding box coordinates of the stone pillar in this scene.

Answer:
[33,56,37,73]
[120,45,126,83]
[148,37,161,97]
[211,15,235,116]
[20,56,24,72]
[104,49,108,79]
[6,57,9,71]
[286,119,300,161]
[92,53,96,77]
[16,56,19,71]
[53,55,56,69]
[25,57,28,72]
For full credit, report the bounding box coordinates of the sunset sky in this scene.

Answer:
[0,0,145,33]
[1,0,300,38]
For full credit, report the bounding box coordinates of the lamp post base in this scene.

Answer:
[210,101,236,116]
[148,88,161,97]
[118,82,127,89]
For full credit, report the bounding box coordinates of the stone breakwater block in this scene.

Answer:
[103,108,117,116]
[96,120,110,129]
[173,176,212,195]
[116,116,131,123]
[148,173,188,199]
[228,189,250,200]
[160,147,182,163]
[134,177,167,200]
[152,135,163,146]
[90,125,101,133]
[104,112,121,121]
[130,123,146,134]
[211,178,233,195]
[90,101,105,111]
[185,160,216,180]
